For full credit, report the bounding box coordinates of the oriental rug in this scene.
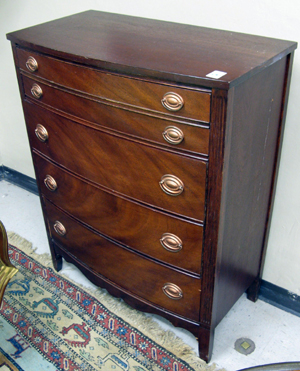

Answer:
[0,233,217,371]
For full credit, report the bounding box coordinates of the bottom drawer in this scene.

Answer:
[44,199,201,321]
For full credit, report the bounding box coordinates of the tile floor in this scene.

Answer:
[1,179,299,371]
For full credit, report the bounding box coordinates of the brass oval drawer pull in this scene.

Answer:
[159,174,184,196]
[44,175,57,192]
[31,83,43,99]
[160,233,182,252]
[162,283,183,300]
[53,221,66,236]
[162,126,184,145]
[26,56,38,72]
[35,124,48,142]
[161,92,184,112]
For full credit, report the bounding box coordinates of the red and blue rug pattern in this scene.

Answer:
[0,245,198,371]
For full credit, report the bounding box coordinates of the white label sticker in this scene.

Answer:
[206,70,227,79]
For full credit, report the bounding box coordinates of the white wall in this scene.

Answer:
[1,0,299,294]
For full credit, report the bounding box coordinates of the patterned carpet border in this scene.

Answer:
[2,232,218,371]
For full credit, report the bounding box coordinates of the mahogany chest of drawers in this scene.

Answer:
[7,11,296,361]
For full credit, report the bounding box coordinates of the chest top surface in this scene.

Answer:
[7,10,297,89]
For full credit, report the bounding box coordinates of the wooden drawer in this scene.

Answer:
[24,102,207,221]
[44,199,201,321]
[22,76,210,156]
[8,10,297,363]
[17,47,211,123]
[34,153,203,274]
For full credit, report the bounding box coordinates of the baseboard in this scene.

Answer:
[1,166,300,317]
[0,165,38,195]
[259,280,300,318]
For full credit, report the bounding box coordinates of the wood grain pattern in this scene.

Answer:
[7,10,296,88]
[21,77,210,156]
[33,153,204,274]
[44,199,202,321]
[24,101,207,221]
[17,47,211,123]
[7,11,297,362]
[198,88,229,360]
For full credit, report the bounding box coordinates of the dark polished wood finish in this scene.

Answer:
[33,153,204,274]
[7,10,295,88]
[17,48,211,123]
[44,200,202,321]
[22,99,207,221]
[7,11,297,362]
[21,78,210,155]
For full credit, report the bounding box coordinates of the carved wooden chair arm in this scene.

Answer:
[0,221,18,304]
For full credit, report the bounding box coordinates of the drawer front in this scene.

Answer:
[44,200,201,321]
[17,47,211,123]
[22,75,210,155]
[25,102,207,221]
[34,153,203,274]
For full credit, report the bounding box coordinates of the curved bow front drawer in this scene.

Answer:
[8,10,297,362]
[44,200,202,321]
[25,102,207,221]
[17,48,211,123]
[33,153,203,274]
[21,75,210,156]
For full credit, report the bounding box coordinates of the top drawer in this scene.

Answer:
[16,48,211,123]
